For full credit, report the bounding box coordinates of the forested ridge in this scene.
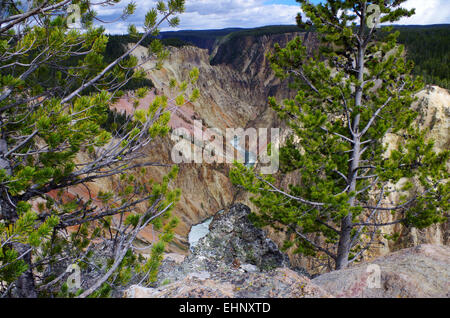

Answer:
[105,24,449,89]
[395,25,449,89]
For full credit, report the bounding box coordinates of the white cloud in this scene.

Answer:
[395,0,450,25]
[93,0,449,34]
[185,0,263,15]
[177,2,300,30]
[96,0,301,33]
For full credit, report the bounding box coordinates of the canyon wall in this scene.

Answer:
[115,32,313,253]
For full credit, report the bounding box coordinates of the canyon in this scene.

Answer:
[76,30,449,275]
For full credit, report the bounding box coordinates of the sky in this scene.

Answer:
[95,0,450,34]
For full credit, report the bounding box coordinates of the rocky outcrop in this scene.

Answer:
[125,204,328,298]
[190,204,290,270]
[312,244,450,298]
[127,243,450,298]
[154,204,305,285]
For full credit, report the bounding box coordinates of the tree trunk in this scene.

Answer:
[336,19,366,268]
[336,215,352,269]
[336,117,361,270]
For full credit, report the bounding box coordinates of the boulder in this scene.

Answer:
[312,244,450,298]
[155,204,310,284]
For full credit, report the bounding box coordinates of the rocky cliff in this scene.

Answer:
[377,85,450,256]
[112,31,315,253]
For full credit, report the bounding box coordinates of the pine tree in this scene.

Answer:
[231,0,448,271]
[0,0,198,297]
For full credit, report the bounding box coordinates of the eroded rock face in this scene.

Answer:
[112,33,312,253]
[155,204,304,284]
[312,244,450,298]
[371,85,450,258]
[193,204,290,270]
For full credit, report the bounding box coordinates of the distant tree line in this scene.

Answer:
[221,25,304,42]
[105,25,449,90]
[394,25,449,90]
[104,34,192,63]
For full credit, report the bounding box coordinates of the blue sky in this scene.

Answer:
[96,0,450,34]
